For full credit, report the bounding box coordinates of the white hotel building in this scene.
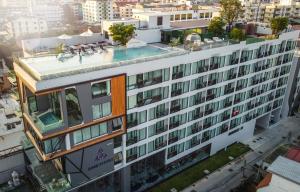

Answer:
[14,28,299,191]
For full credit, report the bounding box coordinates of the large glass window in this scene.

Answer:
[73,122,108,144]
[92,102,111,119]
[27,96,38,114]
[66,87,83,127]
[44,137,61,154]
[91,80,111,98]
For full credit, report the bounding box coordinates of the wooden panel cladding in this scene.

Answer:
[111,74,126,116]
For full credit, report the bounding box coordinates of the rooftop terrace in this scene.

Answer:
[18,45,185,81]
[16,30,299,82]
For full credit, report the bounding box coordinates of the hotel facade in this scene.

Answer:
[14,30,299,192]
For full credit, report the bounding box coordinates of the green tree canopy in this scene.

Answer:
[229,28,245,41]
[220,0,243,25]
[208,17,225,37]
[270,17,288,35]
[109,23,136,46]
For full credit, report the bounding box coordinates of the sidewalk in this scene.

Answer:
[181,117,300,192]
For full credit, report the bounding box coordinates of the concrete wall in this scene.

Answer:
[0,152,25,184]
[210,120,255,155]
[135,29,161,43]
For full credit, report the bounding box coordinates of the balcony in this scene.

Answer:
[268,95,274,101]
[170,105,181,113]
[191,126,201,134]
[191,140,201,148]
[222,114,230,121]
[210,63,219,70]
[136,76,163,88]
[171,89,183,97]
[155,125,168,135]
[203,122,212,129]
[137,94,162,107]
[224,87,234,95]
[206,94,215,101]
[240,56,249,63]
[232,110,239,117]
[201,136,210,143]
[247,104,255,110]
[236,84,244,91]
[238,71,246,77]
[156,109,169,119]
[195,82,206,89]
[127,154,138,162]
[196,67,207,73]
[228,74,237,80]
[205,108,213,115]
[172,71,184,79]
[167,150,178,159]
[273,73,279,78]
[127,120,138,128]
[224,101,232,108]
[194,97,205,105]
[193,111,204,120]
[127,136,138,146]
[155,141,167,150]
[169,121,180,129]
[168,136,179,144]
[234,98,241,104]
[229,58,239,65]
[207,79,217,86]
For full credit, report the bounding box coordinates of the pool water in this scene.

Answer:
[39,112,59,126]
[112,46,168,62]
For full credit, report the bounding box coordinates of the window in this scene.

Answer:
[27,96,38,114]
[65,88,83,127]
[92,102,111,119]
[112,117,123,131]
[91,80,111,98]
[157,16,163,26]
[73,122,108,144]
[44,137,61,154]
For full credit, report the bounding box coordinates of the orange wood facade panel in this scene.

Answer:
[111,75,126,116]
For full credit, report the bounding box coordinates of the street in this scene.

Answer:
[182,116,300,192]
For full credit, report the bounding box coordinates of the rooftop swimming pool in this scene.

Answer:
[19,45,182,80]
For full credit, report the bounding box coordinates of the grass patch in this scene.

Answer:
[148,143,250,192]
[246,37,265,44]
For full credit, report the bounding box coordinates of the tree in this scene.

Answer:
[169,38,180,47]
[220,0,243,27]
[208,17,225,37]
[230,28,245,41]
[109,23,136,46]
[270,17,288,35]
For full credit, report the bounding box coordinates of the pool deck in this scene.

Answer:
[18,45,186,81]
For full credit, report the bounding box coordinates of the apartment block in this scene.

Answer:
[82,0,113,23]
[14,30,299,191]
[241,1,300,23]
[0,59,11,93]
[5,16,48,38]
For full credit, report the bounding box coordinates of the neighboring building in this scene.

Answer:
[0,94,25,184]
[5,16,48,38]
[241,1,300,23]
[82,0,114,23]
[102,10,217,44]
[257,156,300,192]
[28,3,64,27]
[0,59,11,93]
[14,28,299,191]
[113,2,136,18]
